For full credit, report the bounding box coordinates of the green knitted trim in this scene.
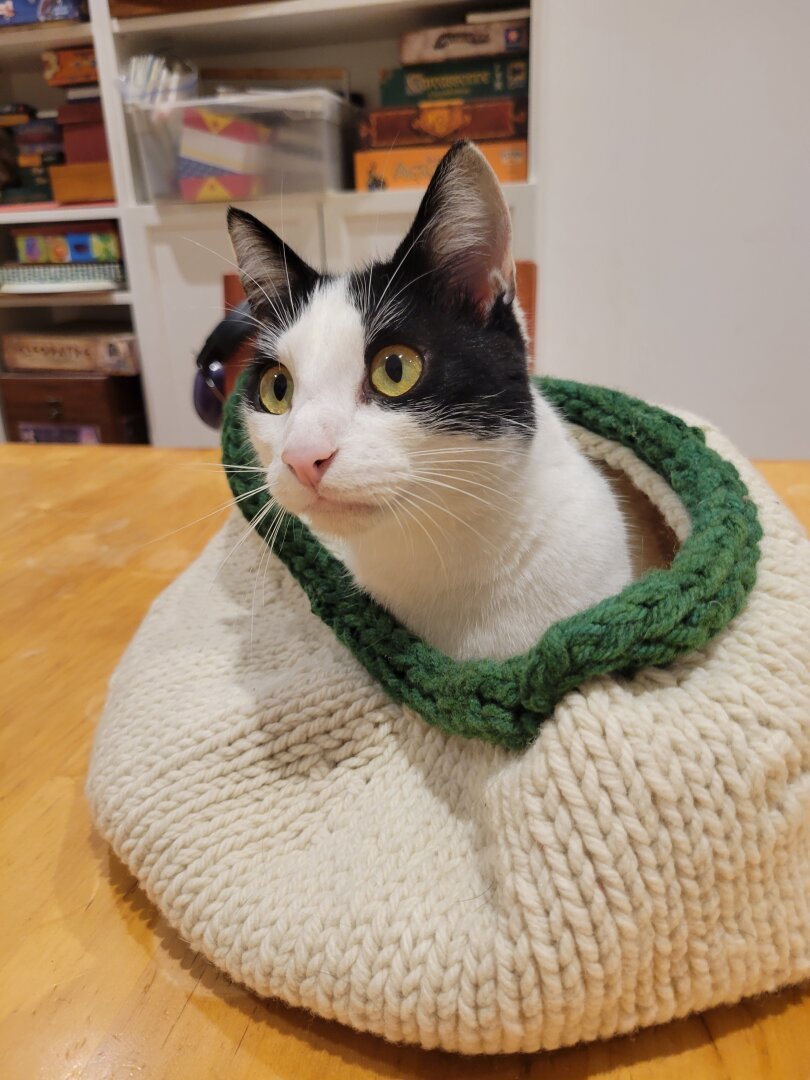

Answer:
[222,375,761,751]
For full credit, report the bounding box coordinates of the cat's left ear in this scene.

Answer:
[227,206,318,318]
[392,140,516,319]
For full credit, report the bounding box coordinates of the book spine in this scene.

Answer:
[380,58,529,107]
[400,20,529,65]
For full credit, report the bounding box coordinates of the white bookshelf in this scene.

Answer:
[0,0,542,446]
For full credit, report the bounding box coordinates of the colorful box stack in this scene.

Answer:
[177,107,274,202]
[355,7,531,190]
[0,46,112,207]
[0,220,124,292]
[0,107,64,205]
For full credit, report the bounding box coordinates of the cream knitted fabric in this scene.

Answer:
[87,418,810,1055]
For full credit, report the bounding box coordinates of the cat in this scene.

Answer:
[228,140,632,662]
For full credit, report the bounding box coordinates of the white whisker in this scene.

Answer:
[404,487,498,553]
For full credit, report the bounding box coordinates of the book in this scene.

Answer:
[358,97,528,149]
[400,19,529,65]
[355,139,527,190]
[380,58,529,106]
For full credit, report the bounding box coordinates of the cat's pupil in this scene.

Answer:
[274,372,287,400]
[384,354,403,383]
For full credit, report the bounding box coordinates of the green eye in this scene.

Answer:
[258,363,293,414]
[370,345,423,398]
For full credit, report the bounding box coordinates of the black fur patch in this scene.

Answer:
[347,263,535,439]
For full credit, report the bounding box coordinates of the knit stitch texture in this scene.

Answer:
[87,414,810,1054]
[221,377,762,750]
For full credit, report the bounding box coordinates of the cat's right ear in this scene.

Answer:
[390,141,516,321]
[227,207,318,318]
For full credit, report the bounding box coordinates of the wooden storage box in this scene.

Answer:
[48,161,114,204]
[0,372,147,444]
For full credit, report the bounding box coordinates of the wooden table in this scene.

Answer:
[2,445,808,1080]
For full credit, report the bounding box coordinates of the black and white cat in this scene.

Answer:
[228,141,631,661]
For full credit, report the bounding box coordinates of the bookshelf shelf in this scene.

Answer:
[0,289,132,307]
[111,0,474,51]
[0,203,119,225]
[0,21,93,64]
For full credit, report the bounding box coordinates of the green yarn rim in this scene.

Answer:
[221,375,761,751]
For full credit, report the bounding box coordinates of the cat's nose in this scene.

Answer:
[282,447,337,489]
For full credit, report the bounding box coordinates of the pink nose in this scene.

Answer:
[282,447,337,489]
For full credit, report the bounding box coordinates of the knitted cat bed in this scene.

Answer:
[86,379,810,1055]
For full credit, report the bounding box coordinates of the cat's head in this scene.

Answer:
[228,140,535,539]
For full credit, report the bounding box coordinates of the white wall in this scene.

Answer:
[535,0,810,459]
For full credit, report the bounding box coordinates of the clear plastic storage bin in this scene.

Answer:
[129,89,355,203]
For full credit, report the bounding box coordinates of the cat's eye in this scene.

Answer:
[258,363,293,415]
[370,345,423,398]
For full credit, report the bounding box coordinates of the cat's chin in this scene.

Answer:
[299,494,383,538]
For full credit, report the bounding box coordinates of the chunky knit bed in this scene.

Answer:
[87,384,810,1054]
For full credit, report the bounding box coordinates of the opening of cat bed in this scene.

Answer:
[221,374,762,751]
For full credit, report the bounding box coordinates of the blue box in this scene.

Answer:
[1,0,87,28]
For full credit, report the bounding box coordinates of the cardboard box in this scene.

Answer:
[400,19,529,65]
[0,104,35,128]
[179,107,272,174]
[42,46,97,87]
[48,160,114,203]
[0,186,52,205]
[58,101,108,163]
[12,117,61,146]
[12,222,120,264]
[17,150,64,168]
[354,139,528,190]
[381,58,529,106]
[2,327,139,375]
[0,0,86,27]
[358,97,528,149]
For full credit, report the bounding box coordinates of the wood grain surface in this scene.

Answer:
[1,445,808,1080]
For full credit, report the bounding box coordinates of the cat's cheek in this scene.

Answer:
[244,409,281,470]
